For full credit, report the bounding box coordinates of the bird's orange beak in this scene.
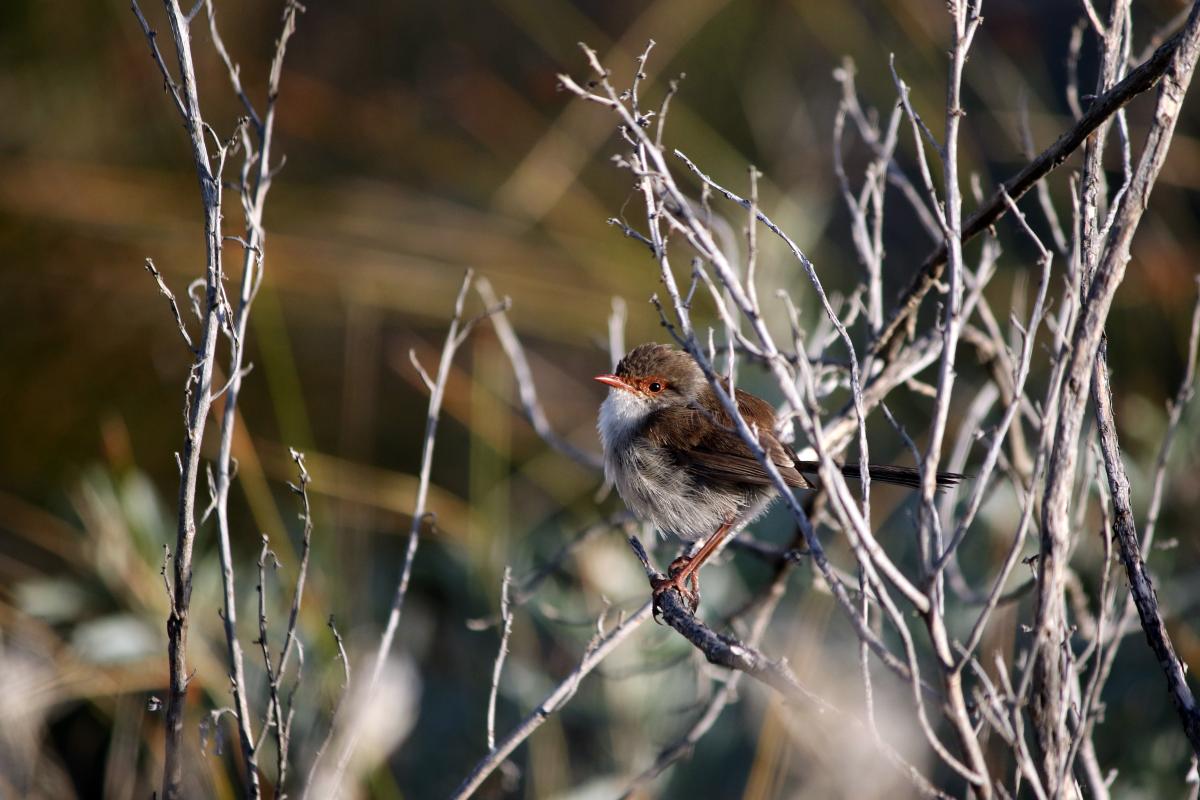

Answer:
[594,374,634,392]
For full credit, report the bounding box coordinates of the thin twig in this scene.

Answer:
[323,270,504,787]
[144,258,195,351]
[251,448,315,792]
[485,568,515,752]
[475,277,604,470]
[450,603,654,799]
[303,616,351,793]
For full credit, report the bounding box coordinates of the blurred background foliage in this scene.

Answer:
[2,0,1200,797]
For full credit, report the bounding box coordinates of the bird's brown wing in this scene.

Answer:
[643,388,811,489]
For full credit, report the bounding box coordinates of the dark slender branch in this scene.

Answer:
[253,536,283,780]
[626,522,947,799]
[144,258,195,351]
[621,555,792,797]
[250,448,315,791]
[872,22,1193,358]
[625,536,818,703]
[1091,299,1200,758]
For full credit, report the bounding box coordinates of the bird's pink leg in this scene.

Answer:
[651,521,734,613]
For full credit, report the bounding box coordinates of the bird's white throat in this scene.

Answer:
[597,389,653,454]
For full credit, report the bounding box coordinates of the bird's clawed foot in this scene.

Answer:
[650,555,701,617]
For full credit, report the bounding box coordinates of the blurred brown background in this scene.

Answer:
[2,0,1200,797]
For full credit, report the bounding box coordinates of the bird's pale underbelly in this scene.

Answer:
[607,441,767,541]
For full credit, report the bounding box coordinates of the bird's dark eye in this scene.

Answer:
[647,381,663,393]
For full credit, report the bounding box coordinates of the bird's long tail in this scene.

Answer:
[796,461,963,490]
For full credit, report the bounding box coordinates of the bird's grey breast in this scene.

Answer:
[598,391,746,541]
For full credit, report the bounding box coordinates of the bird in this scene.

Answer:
[595,342,962,612]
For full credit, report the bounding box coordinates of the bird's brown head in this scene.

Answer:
[594,343,703,408]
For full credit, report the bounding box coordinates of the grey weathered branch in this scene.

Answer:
[450,603,654,799]
[475,277,603,471]
[209,3,302,796]
[1034,1,1200,786]
[132,2,240,795]
[485,568,514,753]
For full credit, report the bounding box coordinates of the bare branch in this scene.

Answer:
[324,270,486,785]
[1035,4,1200,784]
[250,448,316,792]
[450,603,654,799]
[625,536,819,703]
[475,277,604,470]
[130,0,187,119]
[303,616,351,793]
[873,21,1196,358]
[144,258,195,351]
[485,568,514,753]
[1091,284,1200,758]
[132,1,246,794]
[408,349,435,393]
[252,535,283,773]
[204,0,263,129]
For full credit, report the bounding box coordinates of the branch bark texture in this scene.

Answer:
[1033,1,1200,785]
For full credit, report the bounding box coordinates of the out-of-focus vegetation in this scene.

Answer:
[2,0,1199,797]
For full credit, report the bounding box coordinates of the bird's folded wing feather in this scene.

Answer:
[643,389,810,488]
